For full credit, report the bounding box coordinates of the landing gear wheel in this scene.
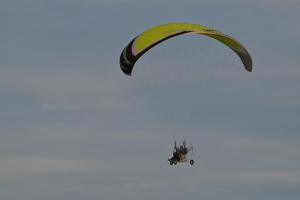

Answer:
[169,160,173,165]
[190,159,194,165]
[174,162,177,165]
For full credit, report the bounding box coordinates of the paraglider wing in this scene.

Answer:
[120,23,252,75]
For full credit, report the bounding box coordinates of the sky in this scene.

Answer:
[1,0,300,199]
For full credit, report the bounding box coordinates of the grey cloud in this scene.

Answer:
[1,0,300,199]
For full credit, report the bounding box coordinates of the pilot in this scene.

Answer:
[180,145,184,152]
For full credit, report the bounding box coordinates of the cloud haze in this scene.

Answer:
[1,0,300,200]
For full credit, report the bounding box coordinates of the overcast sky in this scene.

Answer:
[1,0,300,200]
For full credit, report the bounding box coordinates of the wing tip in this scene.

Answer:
[246,66,252,72]
[120,64,133,76]
[120,52,134,76]
[122,69,132,76]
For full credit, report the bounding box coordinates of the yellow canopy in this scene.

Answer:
[120,23,252,75]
